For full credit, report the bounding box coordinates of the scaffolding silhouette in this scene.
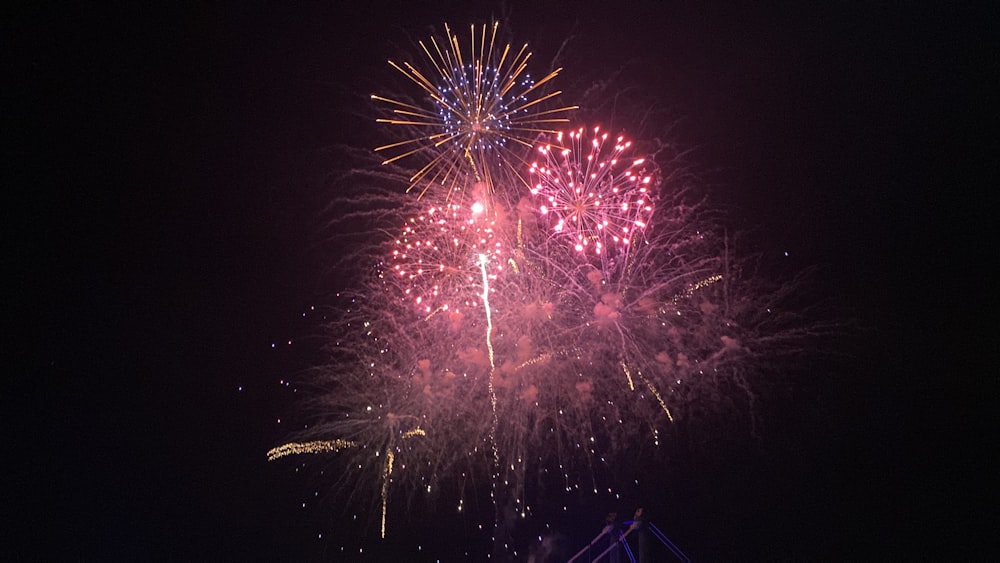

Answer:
[567,520,690,563]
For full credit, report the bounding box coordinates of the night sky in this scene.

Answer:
[4,2,990,561]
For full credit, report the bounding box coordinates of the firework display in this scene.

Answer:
[269,21,812,558]
[372,22,577,199]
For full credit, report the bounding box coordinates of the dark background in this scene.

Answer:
[4,1,991,560]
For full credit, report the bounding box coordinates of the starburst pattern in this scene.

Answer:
[372,22,577,199]
[528,127,655,259]
[385,188,509,318]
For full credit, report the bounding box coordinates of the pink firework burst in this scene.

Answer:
[387,195,507,317]
[528,127,655,256]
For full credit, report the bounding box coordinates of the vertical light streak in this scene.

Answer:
[382,427,424,538]
[381,448,394,539]
[478,252,501,538]
[479,254,496,370]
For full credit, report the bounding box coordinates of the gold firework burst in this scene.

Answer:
[372,22,577,198]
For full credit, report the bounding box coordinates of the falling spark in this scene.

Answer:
[266,439,358,461]
[620,361,636,391]
[381,449,394,539]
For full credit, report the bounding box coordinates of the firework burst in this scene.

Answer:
[528,127,655,260]
[384,187,514,319]
[372,22,577,199]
